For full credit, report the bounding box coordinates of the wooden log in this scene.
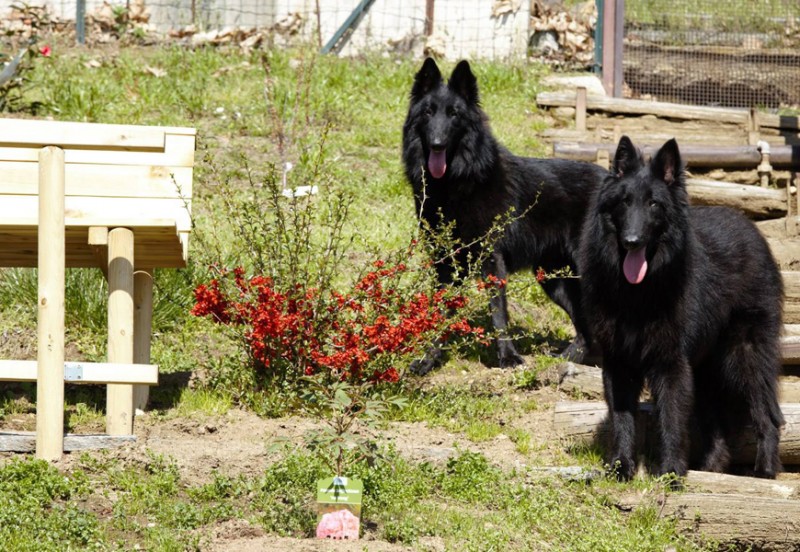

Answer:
[617,492,800,551]
[537,91,752,124]
[558,362,603,399]
[684,470,799,499]
[757,216,800,238]
[553,142,800,170]
[0,431,135,452]
[107,227,134,436]
[553,401,800,465]
[767,238,800,270]
[686,178,787,219]
[35,146,65,462]
[537,91,800,131]
[558,362,800,400]
[133,268,154,412]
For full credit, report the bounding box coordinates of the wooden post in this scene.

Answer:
[575,87,587,132]
[133,268,154,412]
[35,146,65,461]
[601,0,624,97]
[106,228,134,435]
[424,0,434,36]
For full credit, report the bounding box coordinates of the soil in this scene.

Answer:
[0,362,567,551]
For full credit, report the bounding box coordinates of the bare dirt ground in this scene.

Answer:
[0,363,563,551]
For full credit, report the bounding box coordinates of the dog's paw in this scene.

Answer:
[410,358,438,376]
[410,346,444,376]
[498,351,525,369]
[558,341,587,364]
[606,456,636,482]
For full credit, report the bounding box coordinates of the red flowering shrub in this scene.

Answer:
[192,255,486,388]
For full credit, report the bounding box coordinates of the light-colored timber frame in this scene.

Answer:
[0,118,195,460]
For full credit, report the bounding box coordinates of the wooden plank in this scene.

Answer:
[0,432,136,452]
[0,118,195,149]
[0,225,186,269]
[0,196,191,232]
[36,145,65,461]
[107,228,135,436]
[0,360,158,384]
[0,162,193,199]
[0,136,195,167]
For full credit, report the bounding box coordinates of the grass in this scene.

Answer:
[0,448,706,551]
[0,39,722,551]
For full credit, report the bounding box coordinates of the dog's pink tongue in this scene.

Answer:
[428,149,446,179]
[623,247,648,284]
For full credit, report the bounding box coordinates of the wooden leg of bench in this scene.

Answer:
[133,268,154,412]
[36,146,65,461]
[107,227,134,436]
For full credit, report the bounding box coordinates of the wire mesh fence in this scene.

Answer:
[623,0,800,109]
[2,0,532,60]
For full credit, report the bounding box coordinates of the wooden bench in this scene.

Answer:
[0,118,195,460]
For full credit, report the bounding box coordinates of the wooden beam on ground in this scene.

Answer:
[757,217,800,238]
[686,178,787,219]
[0,432,135,452]
[553,401,800,465]
[107,227,135,436]
[35,145,65,462]
[558,362,800,400]
[684,470,799,499]
[617,491,800,550]
[0,360,158,384]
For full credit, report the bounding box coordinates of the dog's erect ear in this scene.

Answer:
[448,60,480,105]
[411,58,442,101]
[651,138,683,186]
[611,136,642,177]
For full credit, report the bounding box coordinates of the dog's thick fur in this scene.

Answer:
[579,136,784,479]
[402,57,608,373]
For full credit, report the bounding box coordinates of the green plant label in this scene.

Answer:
[315,476,362,540]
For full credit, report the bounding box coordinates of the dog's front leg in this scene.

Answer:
[485,253,524,368]
[603,359,642,481]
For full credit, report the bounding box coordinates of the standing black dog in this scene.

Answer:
[580,136,784,479]
[402,57,608,373]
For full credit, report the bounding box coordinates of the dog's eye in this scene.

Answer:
[446,106,457,117]
[623,196,632,206]
[424,107,433,117]
[649,200,659,209]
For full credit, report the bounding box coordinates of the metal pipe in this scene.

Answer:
[321,0,377,54]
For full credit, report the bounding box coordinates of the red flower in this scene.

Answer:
[535,268,546,283]
[39,45,52,57]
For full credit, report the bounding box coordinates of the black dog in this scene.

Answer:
[402,57,608,374]
[579,136,784,479]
